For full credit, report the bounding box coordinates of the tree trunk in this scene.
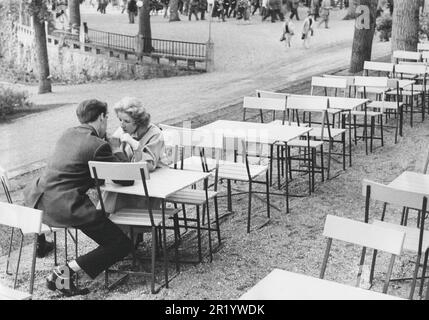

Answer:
[391,0,420,54]
[138,0,152,53]
[343,0,359,19]
[69,0,81,32]
[33,12,52,94]
[349,0,378,73]
[169,0,181,21]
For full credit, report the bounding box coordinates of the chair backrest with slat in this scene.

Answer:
[0,202,42,235]
[0,202,41,298]
[244,96,286,112]
[287,94,329,112]
[393,50,422,63]
[418,43,429,52]
[88,161,149,181]
[354,76,389,88]
[159,124,222,173]
[363,61,395,77]
[256,90,288,100]
[311,77,348,97]
[243,96,287,123]
[323,74,356,97]
[323,215,405,256]
[422,51,429,63]
[320,214,405,294]
[395,63,427,79]
[362,179,428,213]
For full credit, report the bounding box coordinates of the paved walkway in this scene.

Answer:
[0,7,391,173]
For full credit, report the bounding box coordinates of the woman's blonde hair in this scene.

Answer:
[114,97,151,128]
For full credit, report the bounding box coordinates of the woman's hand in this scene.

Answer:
[120,133,140,150]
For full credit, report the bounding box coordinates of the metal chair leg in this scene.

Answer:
[247,182,253,234]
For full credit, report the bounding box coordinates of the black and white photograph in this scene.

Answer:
[0,0,429,304]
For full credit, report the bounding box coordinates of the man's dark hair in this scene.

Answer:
[76,99,108,124]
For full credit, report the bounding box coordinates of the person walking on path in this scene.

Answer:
[318,0,331,28]
[127,0,138,23]
[280,16,295,47]
[311,0,319,20]
[301,11,314,49]
[189,0,200,20]
[199,0,208,20]
[289,0,299,20]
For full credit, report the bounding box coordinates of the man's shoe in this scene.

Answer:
[36,239,55,258]
[46,266,90,297]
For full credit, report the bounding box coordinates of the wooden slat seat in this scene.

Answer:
[269,120,302,126]
[386,89,423,96]
[368,101,404,111]
[288,139,324,148]
[373,221,429,254]
[218,163,268,181]
[166,189,218,205]
[350,110,383,117]
[0,283,31,300]
[109,208,180,227]
[170,156,218,172]
[308,127,346,139]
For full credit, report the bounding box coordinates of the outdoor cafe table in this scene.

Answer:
[239,269,404,300]
[388,171,429,198]
[100,167,211,289]
[197,120,312,213]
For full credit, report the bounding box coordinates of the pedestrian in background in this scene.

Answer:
[189,0,200,20]
[289,0,299,20]
[318,0,331,28]
[127,0,138,23]
[311,0,319,20]
[301,11,314,49]
[199,0,208,19]
[280,16,295,47]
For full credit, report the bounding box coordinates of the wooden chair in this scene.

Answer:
[88,161,180,294]
[246,94,296,187]
[422,51,429,63]
[310,76,347,127]
[220,136,271,233]
[390,63,427,125]
[255,90,301,126]
[352,76,387,154]
[286,95,346,190]
[366,79,404,144]
[323,74,356,97]
[363,61,395,78]
[159,124,221,262]
[0,167,77,267]
[418,43,429,52]
[0,202,43,300]
[362,179,429,300]
[320,214,405,295]
[393,50,422,64]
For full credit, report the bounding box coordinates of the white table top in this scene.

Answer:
[388,171,429,194]
[101,167,211,199]
[197,120,312,145]
[327,97,369,111]
[239,269,404,300]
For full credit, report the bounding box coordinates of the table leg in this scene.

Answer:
[161,200,169,289]
[284,142,289,214]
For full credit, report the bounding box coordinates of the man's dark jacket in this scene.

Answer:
[24,124,129,228]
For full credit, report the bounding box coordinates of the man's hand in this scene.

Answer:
[108,136,122,153]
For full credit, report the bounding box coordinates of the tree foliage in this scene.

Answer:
[23,0,51,22]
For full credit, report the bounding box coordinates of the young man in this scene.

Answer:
[318,0,331,28]
[24,99,133,297]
